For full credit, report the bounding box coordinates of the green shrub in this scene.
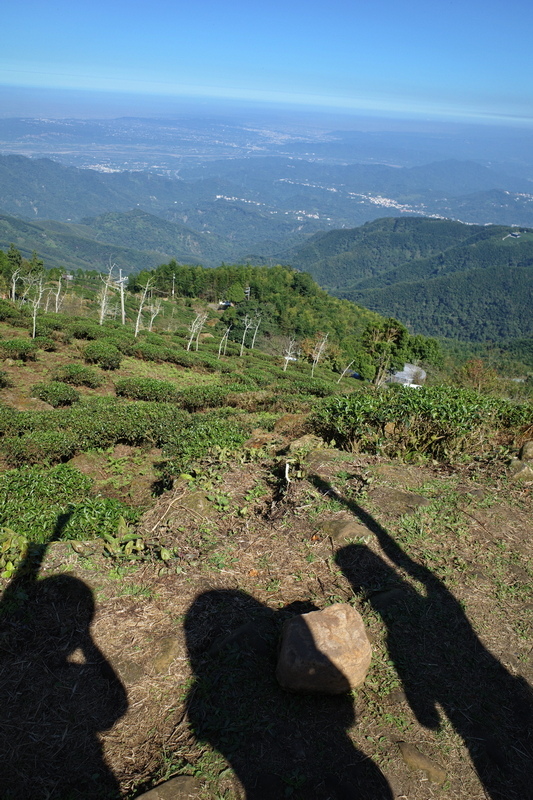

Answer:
[106,331,137,355]
[115,377,178,402]
[34,314,70,334]
[162,411,247,475]
[31,381,80,407]
[0,463,138,547]
[0,299,29,325]
[276,375,336,397]
[66,399,190,452]
[69,320,102,339]
[84,340,122,370]
[131,342,169,363]
[0,338,37,361]
[33,335,57,352]
[176,385,229,412]
[311,386,533,460]
[52,363,103,388]
[2,429,79,466]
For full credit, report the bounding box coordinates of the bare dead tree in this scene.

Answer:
[25,276,45,339]
[134,279,153,338]
[117,268,127,326]
[282,336,298,371]
[186,312,208,351]
[99,264,116,326]
[250,313,262,350]
[311,332,329,377]
[10,269,21,303]
[148,294,163,332]
[239,314,254,356]
[337,360,355,384]
[54,273,65,313]
[44,288,53,313]
[217,325,232,359]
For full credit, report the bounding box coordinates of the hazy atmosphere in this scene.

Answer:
[2,0,533,123]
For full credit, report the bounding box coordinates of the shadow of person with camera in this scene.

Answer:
[185,588,393,800]
[314,474,533,800]
[0,515,127,799]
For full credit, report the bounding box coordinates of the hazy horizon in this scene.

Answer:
[3,0,533,128]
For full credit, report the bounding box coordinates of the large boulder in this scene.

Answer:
[276,603,371,694]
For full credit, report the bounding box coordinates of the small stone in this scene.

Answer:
[370,486,430,516]
[276,603,372,694]
[134,775,203,799]
[397,742,446,784]
[152,637,183,674]
[519,440,533,462]
[388,688,407,704]
[510,462,533,483]
[179,491,212,515]
[322,519,372,544]
[117,660,145,684]
[286,434,324,453]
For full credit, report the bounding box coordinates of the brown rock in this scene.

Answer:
[244,430,279,449]
[179,491,212,515]
[321,518,372,545]
[135,775,203,799]
[276,603,371,694]
[286,434,324,454]
[370,486,430,516]
[152,637,183,674]
[273,413,308,435]
[519,440,533,462]
[397,742,446,784]
[510,461,533,483]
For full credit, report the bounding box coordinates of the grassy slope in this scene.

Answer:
[0,297,531,799]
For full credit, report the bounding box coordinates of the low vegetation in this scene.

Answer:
[0,249,531,800]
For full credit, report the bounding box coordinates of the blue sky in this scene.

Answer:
[2,0,533,123]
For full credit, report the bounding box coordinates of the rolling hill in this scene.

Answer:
[288,217,533,341]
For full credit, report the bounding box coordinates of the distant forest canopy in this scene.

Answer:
[288,217,533,343]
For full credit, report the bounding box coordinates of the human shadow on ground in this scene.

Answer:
[309,475,533,800]
[185,589,393,800]
[0,515,128,800]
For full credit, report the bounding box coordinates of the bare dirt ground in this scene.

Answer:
[1,444,532,800]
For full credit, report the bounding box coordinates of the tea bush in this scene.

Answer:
[0,299,29,325]
[84,340,122,370]
[275,375,336,397]
[311,385,533,460]
[0,338,37,361]
[2,429,80,465]
[31,381,80,407]
[0,463,138,545]
[0,398,191,465]
[33,336,57,352]
[68,320,102,340]
[34,314,70,334]
[162,411,247,475]
[52,363,103,388]
[115,377,178,402]
[176,385,229,412]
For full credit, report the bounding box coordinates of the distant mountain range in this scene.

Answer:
[0,154,532,342]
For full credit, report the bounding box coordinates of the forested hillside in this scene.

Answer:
[288,218,533,341]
